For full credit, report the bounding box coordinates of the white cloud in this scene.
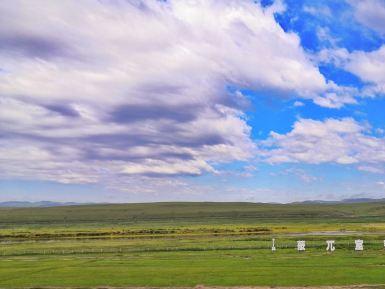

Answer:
[376,181,385,190]
[293,100,304,107]
[317,45,385,97]
[345,46,385,95]
[121,159,215,176]
[358,165,385,174]
[313,91,357,109]
[277,168,319,183]
[303,5,332,18]
[349,0,385,35]
[261,118,385,168]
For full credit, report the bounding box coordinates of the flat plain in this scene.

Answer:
[0,202,385,288]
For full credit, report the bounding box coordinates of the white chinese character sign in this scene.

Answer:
[297,240,306,251]
[355,239,364,251]
[326,240,335,252]
[271,238,276,251]
[260,238,385,253]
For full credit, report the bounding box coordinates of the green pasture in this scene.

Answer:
[1,249,385,287]
[0,202,385,287]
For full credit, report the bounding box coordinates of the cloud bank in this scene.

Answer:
[1,0,384,202]
[0,0,337,186]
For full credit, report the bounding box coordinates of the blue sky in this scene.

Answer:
[0,0,384,203]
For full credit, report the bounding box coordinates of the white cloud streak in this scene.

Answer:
[261,118,385,168]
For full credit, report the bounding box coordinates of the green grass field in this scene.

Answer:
[0,202,385,287]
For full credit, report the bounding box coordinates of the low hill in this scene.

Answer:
[0,201,385,226]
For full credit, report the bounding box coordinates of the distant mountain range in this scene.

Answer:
[0,198,384,208]
[294,198,385,204]
[0,201,88,208]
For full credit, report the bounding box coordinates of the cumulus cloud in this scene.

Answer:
[261,118,385,168]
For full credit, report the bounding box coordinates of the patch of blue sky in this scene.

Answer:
[0,180,104,202]
[196,161,372,202]
[275,0,383,52]
[353,98,385,131]
[244,95,385,143]
[228,87,297,139]
[319,64,366,88]
[260,0,275,7]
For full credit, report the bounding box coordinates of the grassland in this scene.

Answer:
[0,202,385,287]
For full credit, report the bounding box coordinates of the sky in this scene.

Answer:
[0,0,384,203]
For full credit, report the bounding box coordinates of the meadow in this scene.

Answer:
[0,202,385,287]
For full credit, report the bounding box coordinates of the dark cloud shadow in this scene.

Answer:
[111,103,200,123]
[0,34,74,59]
